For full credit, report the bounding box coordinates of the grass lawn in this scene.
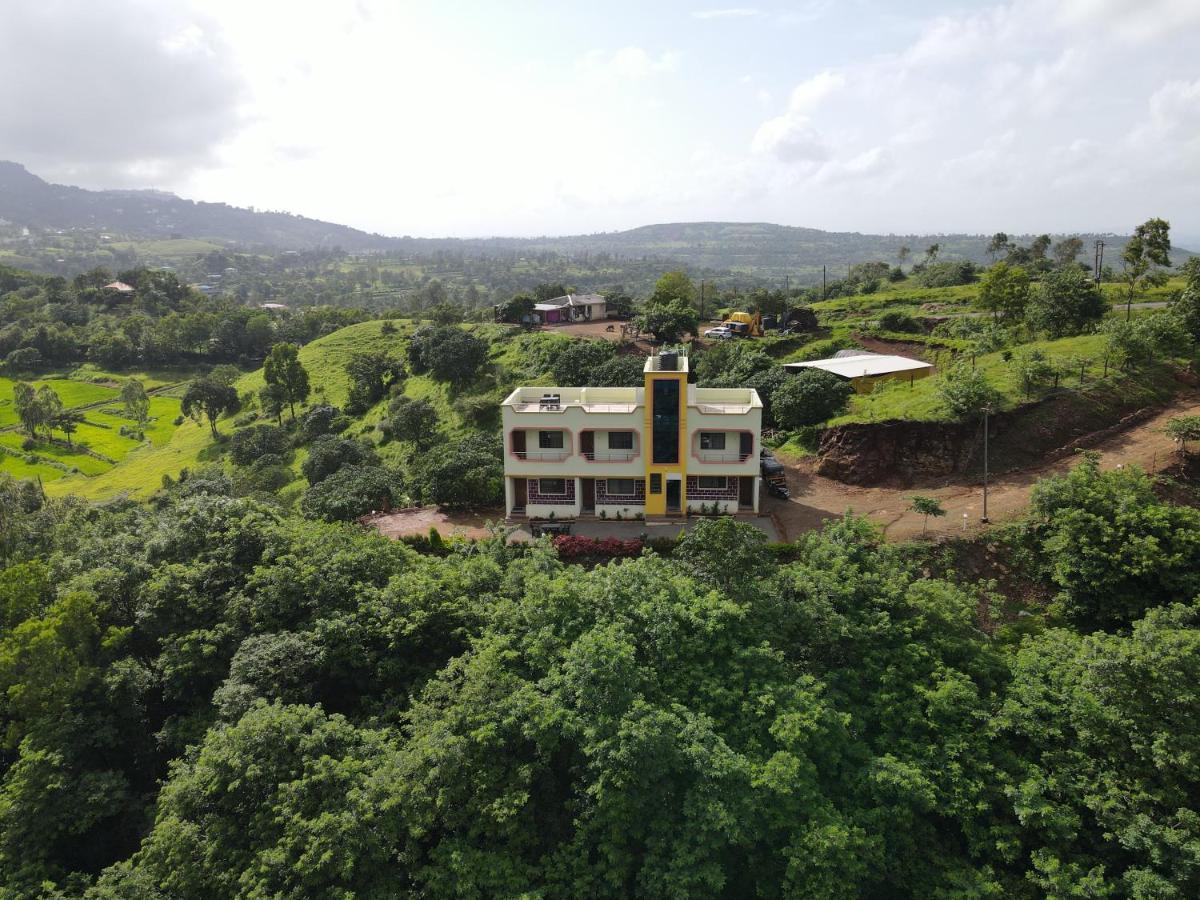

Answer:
[106,238,226,258]
[825,332,1177,425]
[46,415,217,501]
[0,451,67,482]
[238,319,416,408]
[0,432,111,475]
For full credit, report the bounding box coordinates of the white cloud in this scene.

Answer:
[751,113,828,163]
[692,8,759,20]
[817,146,893,184]
[787,70,845,113]
[578,46,681,79]
[1055,0,1200,43]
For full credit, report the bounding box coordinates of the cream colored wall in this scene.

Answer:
[502,407,645,478]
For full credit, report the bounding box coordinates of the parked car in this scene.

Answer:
[704,325,734,339]
[760,449,790,499]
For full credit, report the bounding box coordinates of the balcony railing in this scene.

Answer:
[582,450,637,462]
[693,403,754,414]
[697,450,753,463]
[513,449,570,462]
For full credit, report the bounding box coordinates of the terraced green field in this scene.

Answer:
[1,372,186,489]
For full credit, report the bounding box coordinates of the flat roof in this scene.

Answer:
[784,352,933,379]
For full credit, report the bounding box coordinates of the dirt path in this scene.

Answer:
[769,392,1200,541]
[363,506,499,540]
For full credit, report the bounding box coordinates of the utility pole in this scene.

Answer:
[822,265,826,300]
[1093,239,1105,285]
[981,404,993,524]
[784,274,789,295]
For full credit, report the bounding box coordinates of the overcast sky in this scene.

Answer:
[2,0,1199,241]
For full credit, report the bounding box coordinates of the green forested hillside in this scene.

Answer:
[1,472,1197,896]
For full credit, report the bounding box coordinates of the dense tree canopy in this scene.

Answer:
[0,474,1196,896]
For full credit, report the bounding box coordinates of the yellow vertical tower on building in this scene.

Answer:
[643,350,688,517]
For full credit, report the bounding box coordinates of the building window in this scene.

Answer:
[699,432,726,450]
[606,478,637,495]
[651,379,680,464]
[539,431,564,449]
[698,476,727,490]
[538,478,567,495]
[608,431,634,450]
[649,473,662,494]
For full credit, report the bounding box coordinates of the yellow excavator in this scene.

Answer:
[723,311,764,337]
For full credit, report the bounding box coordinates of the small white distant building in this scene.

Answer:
[103,280,135,294]
[259,302,289,311]
[784,350,933,394]
[534,293,608,324]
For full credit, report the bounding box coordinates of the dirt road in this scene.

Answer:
[769,392,1200,541]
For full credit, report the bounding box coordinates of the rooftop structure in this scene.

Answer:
[103,281,134,293]
[783,351,933,393]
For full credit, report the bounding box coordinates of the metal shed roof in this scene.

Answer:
[784,352,933,379]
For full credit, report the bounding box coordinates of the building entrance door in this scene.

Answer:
[581,478,595,512]
[666,479,681,513]
[739,476,754,509]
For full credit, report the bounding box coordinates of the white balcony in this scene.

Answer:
[582,449,637,462]
[696,450,753,464]
[513,449,570,462]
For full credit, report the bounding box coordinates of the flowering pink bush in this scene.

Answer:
[551,535,643,559]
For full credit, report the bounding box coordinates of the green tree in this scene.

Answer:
[1120,217,1172,320]
[12,382,40,438]
[409,434,502,508]
[1014,348,1057,398]
[975,262,1031,323]
[992,602,1200,897]
[550,339,615,386]
[301,435,379,485]
[54,408,83,446]
[301,465,406,521]
[936,364,1003,421]
[228,425,288,466]
[345,351,404,414]
[650,270,696,306]
[263,343,311,421]
[1029,454,1200,628]
[1026,266,1107,337]
[181,375,240,439]
[120,378,150,429]
[111,703,400,898]
[1052,235,1084,268]
[385,396,439,449]
[908,495,946,535]
[33,386,62,441]
[772,369,854,428]
[1165,415,1200,454]
[634,299,699,344]
[407,327,488,387]
[258,382,288,426]
[986,232,1010,263]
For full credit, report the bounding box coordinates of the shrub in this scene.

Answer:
[298,404,346,442]
[551,535,643,560]
[936,364,1003,420]
[409,434,503,509]
[228,425,289,466]
[300,464,406,522]
[877,311,922,333]
[915,260,977,288]
[301,435,380,485]
[773,369,854,428]
[1026,267,1107,337]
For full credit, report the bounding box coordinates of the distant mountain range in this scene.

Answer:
[1,160,1191,276]
[0,161,393,251]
